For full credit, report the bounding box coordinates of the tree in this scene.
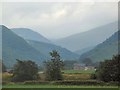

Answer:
[0,60,6,73]
[96,55,120,82]
[64,60,77,70]
[12,59,39,82]
[82,58,93,66]
[45,50,64,81]
[2,62,6,72]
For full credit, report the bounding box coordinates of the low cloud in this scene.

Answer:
[2,2,118,39]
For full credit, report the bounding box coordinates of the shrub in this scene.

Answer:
[96,55,120,82]
[12,60,39,82]
[23,80,118,86]
[90,74,97,79]
[54,80,102,85]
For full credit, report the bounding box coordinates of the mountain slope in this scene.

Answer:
[11,28,79,60]
[27,40,79,60]
[55,22,117,51]
[0,25,47,67]
[12,28,51,43]
[75,46,95,55]
[79,30,119,63]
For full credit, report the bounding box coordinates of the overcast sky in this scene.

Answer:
[1,1,118,39]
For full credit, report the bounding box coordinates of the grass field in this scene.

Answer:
[2,70,95,81]
[2,70,119,90]
[63,74,91,80]
[62,70,95,74]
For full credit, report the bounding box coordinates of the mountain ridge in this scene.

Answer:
[79,30,119,63]
[1,25,48,67]
[27,40,79,60]
[11,27,79,60]
[12,28,51,44]
[55,22,117,52]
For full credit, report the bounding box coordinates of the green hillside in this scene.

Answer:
[12,28,79,60]
[0,25,47,68]
[27,40,79,60]
[80,30,119,63]
[12,28,51,43]
[55,22,117,51]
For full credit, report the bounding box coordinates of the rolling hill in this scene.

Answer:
[55,22,117,52]
[79,30,119,63]
[0,25,47,68]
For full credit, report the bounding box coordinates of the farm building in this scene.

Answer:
[73,63,94,70]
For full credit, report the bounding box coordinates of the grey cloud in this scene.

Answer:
[2,2,118,39]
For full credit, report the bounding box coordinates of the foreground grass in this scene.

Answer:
[2,84,119,88]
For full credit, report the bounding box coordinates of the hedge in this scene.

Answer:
[23,80,119,86]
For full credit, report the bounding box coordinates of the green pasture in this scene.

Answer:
[2,70,119,90]
[62,70,95,74]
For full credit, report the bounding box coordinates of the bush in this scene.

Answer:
[54,80,103,85]
[23,80,118,86]
[23,80,100,85]
[90,74,97,79]
[12,60,39,82]
[96,55,120,82]
[2,63,6,72]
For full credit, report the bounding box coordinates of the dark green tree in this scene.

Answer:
[2,62,6,72]
[0,60,6,73]
[82,58,93,66]
[12,59,39,82]
[45,50,64,81]
[64,60,77,70]
[96,55,120,82]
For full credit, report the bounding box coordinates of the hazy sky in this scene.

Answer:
[1,1,118,39]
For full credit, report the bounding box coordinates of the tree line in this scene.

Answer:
[2,51,120,83]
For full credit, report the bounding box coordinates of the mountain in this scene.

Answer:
[55,22,117,52]
[75,46,95,55]
[79,30,119,63]
[27,40,79,60]
[0,25,47,68]
[11,28,79,60]
[12,28,51,43]
[11,27,79,60]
